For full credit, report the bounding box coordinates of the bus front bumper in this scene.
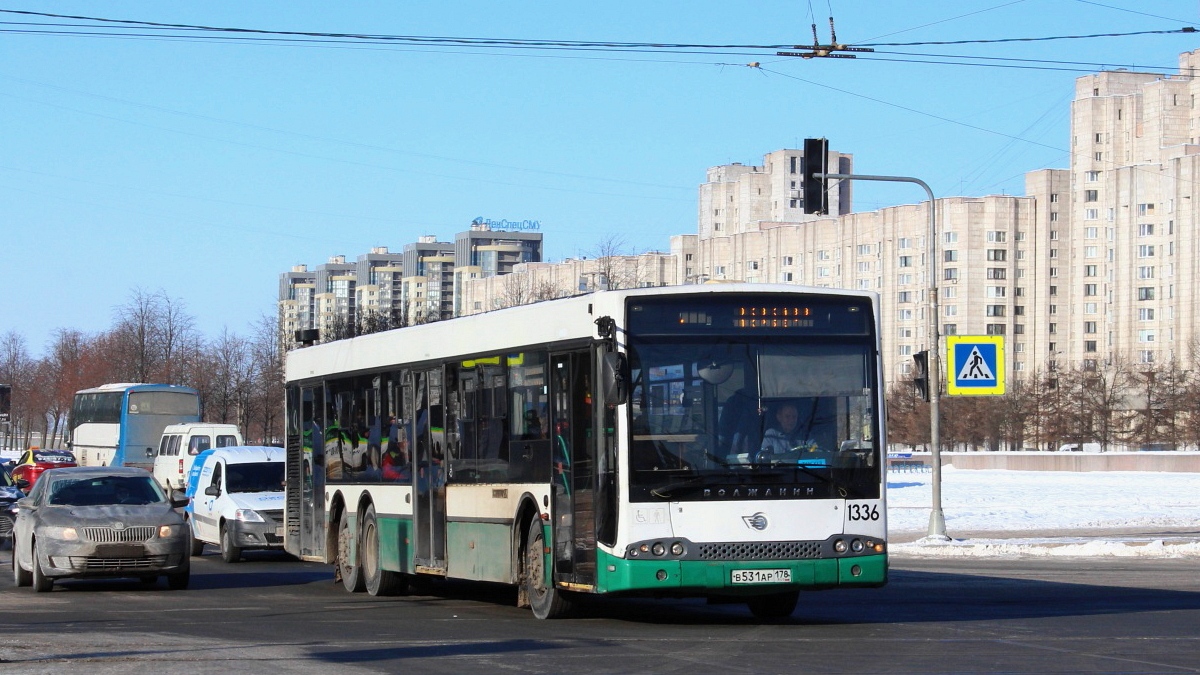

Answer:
[596,550,887,595]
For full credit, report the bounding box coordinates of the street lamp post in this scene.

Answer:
[819,172,948,539]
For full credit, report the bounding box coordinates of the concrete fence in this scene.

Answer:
[897,451,1200,472]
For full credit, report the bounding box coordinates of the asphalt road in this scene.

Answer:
[1,545,1198,674]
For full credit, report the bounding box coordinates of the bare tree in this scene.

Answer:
[494,273,534,309]
[109,288,201,384]
[159,294,198,384]
[113,287,163,382]
[884,381,928,449]
[1075,359,1136,451]
[587,234,646,291]
[0,331,34,452]
[248,312,284,444]
[204,328,253,426]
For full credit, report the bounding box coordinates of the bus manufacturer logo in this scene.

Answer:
[741,512,768,531]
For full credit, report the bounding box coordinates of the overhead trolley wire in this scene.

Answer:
[856,27,1197,47]
[2,8,1195,57]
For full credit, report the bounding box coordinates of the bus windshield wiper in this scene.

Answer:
[650,475,706,499]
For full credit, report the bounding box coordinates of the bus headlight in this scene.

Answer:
[850,539,864,553]
[670,542,685,556]
[833,539,847,553]
[651,542,666,556]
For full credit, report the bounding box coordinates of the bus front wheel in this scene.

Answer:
[524,518,572,619]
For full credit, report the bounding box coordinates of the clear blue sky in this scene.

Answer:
[3,1,1197,355]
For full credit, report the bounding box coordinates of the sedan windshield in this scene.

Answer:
[48,475,166,506]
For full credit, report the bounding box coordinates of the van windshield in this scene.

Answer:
[226,462,284,493]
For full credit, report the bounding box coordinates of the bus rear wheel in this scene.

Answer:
[337,508,365,592]
[746,591,799,620]
[524,518,572,619]
[362,504,407,597]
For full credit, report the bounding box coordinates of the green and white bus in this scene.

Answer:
[283,284,887,619]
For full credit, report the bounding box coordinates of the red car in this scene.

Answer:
[10,449,77,493]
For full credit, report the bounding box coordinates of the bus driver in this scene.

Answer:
[759,403,816,455]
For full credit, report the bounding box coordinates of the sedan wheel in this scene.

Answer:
[31,541,53,592]
[12,542,31,587]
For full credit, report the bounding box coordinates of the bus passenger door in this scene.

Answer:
[550,351,596,586]
[412,369,447,571]
[293,385,326,560]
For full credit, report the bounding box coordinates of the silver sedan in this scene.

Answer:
[11,466,192,591]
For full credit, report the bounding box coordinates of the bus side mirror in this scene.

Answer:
[146,447,155,458]
[601,352,629,407]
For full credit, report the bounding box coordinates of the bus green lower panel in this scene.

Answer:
[597,550,886,594]
[378,516,413,574]
[446,521,513,583]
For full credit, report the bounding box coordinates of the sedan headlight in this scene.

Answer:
[45,526,78,541]
[158,524,179,538]
[233,509,264,522]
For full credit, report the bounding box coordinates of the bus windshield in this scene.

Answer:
[625,298,881,503]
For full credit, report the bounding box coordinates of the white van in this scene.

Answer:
[185,446,285,562]
[154,423,243,491]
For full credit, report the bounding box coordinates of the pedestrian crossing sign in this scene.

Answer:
[946,335,1005,396]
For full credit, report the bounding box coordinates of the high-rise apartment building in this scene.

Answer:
[313,255,357,339]
[278,264,317,342]
[1062,52,1200,369]
[354,247,405,324]
[454,223,543,275]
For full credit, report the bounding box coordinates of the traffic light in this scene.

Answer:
[802,137,829,215]
[912,350,931,402]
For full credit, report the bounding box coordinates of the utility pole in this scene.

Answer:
[801,143,949,540]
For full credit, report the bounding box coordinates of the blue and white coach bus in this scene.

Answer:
[69,383,201,471]
[284,284,887,619]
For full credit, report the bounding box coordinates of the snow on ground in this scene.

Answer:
[887,466,1200,558]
